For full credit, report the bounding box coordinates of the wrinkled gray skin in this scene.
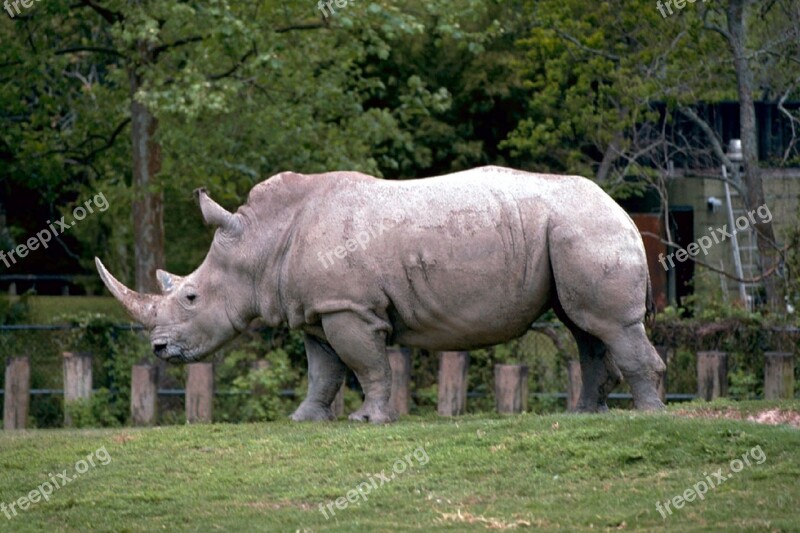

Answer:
[96,165,666,423]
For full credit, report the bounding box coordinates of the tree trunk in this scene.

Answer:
[129,39,164,294]
[726,0,781,310]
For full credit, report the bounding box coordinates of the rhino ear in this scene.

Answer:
[194,188,243,238]
[156,269,183,294]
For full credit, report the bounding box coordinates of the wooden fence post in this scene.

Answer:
[697,351,728,401]
[494,364,529,414]
[388,347,411,415]
[131,363,158,426]
[764,352,794,400]
[186,362,213,423]
[3,356,30,430]
[437,351,469,416]
[331,381,346,418]
[567,360,582,411]
[63,352,92,427]
[655,346,669,404]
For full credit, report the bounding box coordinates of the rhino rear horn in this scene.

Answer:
[95,257,160,328]
[156,269,184,294]
[194,187,243,237]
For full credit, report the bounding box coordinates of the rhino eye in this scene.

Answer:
[186,294,197,304]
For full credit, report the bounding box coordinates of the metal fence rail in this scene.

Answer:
[0,387,698,402]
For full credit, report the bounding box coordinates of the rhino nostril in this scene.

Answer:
[153,343,167,355]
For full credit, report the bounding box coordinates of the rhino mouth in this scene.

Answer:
[153,341,192,364]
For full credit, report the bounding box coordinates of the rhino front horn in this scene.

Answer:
[194,187,243,237]
[95,257,159,328]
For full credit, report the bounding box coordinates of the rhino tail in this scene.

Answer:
[645,268,655,328]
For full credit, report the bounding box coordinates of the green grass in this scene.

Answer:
[26,296,129,323]
[0,401,798,532]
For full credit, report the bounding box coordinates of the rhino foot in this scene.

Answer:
[575,402,610,413]
[290,402,336,422]
[348,402,398,424]
[635,398,666,411]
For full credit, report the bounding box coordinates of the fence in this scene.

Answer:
[2,320,798,429]
[2,342,795,429]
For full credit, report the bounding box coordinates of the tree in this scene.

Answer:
[695,0,800,309]
[1,0,506,285]
[505,0,799,310]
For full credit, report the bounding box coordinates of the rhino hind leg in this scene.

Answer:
[573,329,620,412]
[563,316,664,411]
[320,312,399,424]
[553,304,621,411]
[548,251,664,410]
[599,323,665,410]
[290,334,347,422]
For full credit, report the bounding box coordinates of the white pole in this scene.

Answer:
[722,165,748,308]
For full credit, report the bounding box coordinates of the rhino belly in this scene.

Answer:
[386,237,552,351]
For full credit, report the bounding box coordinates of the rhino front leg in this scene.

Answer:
[321,312,398,424]
[290,334,347,422]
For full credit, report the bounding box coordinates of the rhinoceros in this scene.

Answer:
[96,165,666,423]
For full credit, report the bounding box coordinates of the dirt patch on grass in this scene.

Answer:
[243,500,315,511]
[437,509,536,529]
[112,433,137,444]
[673,408,800,428]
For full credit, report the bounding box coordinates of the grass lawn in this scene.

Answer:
[0,401,798,532]
[26,296,130,323]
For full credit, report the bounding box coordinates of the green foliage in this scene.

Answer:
[50,312,149,427]
[728,369,760,401]
[651,300,799,396]
[783,197,800,316]
[214,340,298,423]
[63,388,123,428]
[0,291,33,325]
[0,0,523,277]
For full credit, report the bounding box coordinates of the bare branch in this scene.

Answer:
[678,105,734,169]
[152,36,206,60]
[275,22,326,33]
[208,45,257,81]
[76,0,123,24]
[55,46,124,58]
[552,29,620,62]
[640,231,787,283]
[81,118,131,162]
[778,76,800,163]
[700,5,732,42]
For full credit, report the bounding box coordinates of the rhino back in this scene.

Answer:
[280,166,609,350]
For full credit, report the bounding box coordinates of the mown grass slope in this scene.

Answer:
[0,401,798,532]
